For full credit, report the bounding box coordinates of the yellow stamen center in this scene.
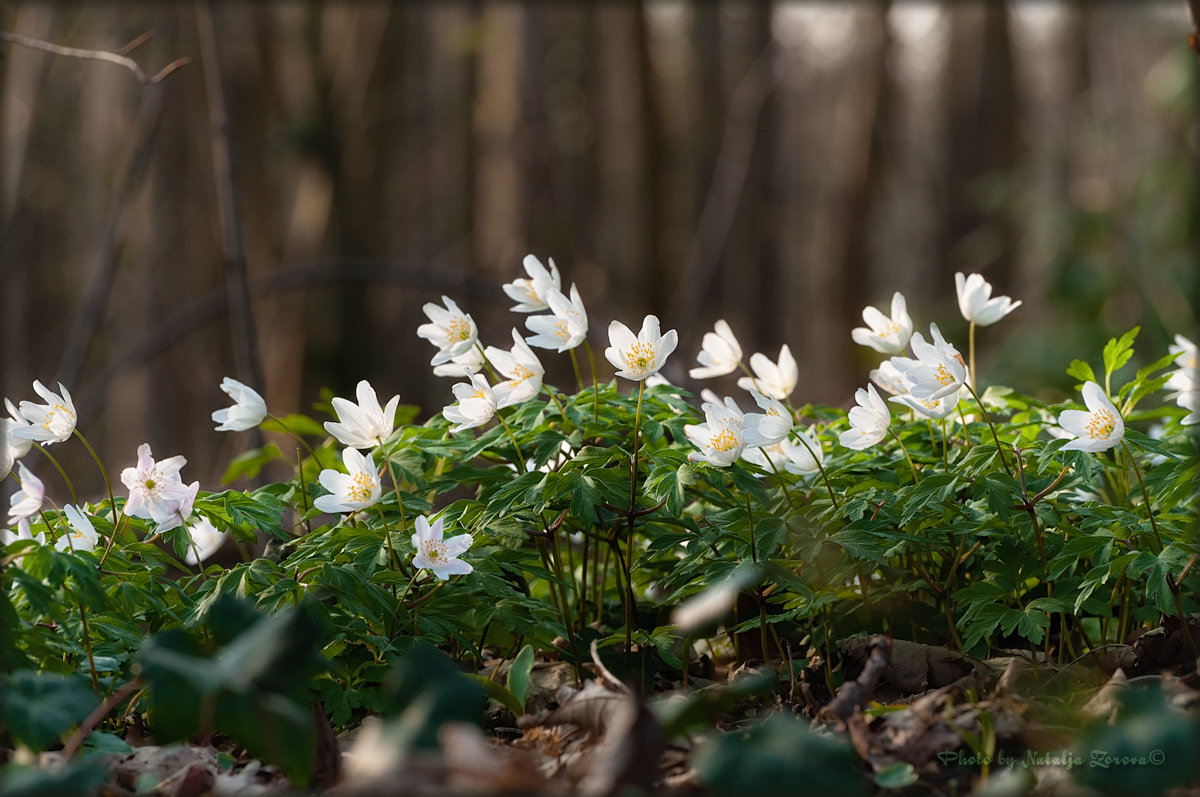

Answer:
[627,342,656,374]
[554,320,570,340]
[1086,409,1116,440]
[421,538,448,564]
[446,316,473,342]
[346,471,375,503]
[935,364,955,386]
[511,365,533,381]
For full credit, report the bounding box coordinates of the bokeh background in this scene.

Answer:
[1,2,1198,498]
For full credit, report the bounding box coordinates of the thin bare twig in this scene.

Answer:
[0,29,188,84]
[1186,0,1200,56]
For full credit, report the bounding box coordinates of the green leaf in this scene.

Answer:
[260,413,327,439]
[1067,359,1097,384]
[875,762,919,789]
[0,671,99,752]
[1102,326,1139,380]
[506,644,535,714]
[222,444,283,485]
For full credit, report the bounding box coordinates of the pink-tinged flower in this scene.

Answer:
[442,374,498,433]
[851,292,913,355]
[56,505,99,553]
[903,324,967,402]
[689,320,743,379]
[7,462,44,525]
[411,515,473,580]
[486,330,545,408]
[1057,381,1124,452]
[211,377,267,432]
[10,380,77,445]
[325,380,401,450]
[742,390,793,448]
[155,480,201,535]
[314,448,381,514]
[417,296,479,366]
[121,443,194,525]
[503,254,562,313]
[839,385,891,451]
[955,272,1021,326]
[525,284,589,351]
[736,345,797,401]
[605,315,678,382]
[685,397,746,467]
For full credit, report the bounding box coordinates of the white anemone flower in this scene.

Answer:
[1057,381,1125,452]
[955,272,1022,326]
[851,292,914,355]
[4,399,34,461]
[57,505,99,553]
[742,390,793,448]
[11,380,77,445]
[184,515,229,566]
[689,319,743,379]
[503,254,562,313]
[605,315,678,382]
[736,345,798,401]
[1177,389,1199,425]
[155,480,201,535]
[525,284,589,351]
[314,448,381,514]
[7,462,44,525]
[417,296,479,366]
[740,441,785,471]
[121,443,194,525]
[1,519,44,547]
[890,391,959,420]
[486,330,545,408]
[432,347,485,378]
[783,428,825,475]
[411,515,473,580]
[325,380,401,450]
[839,385,891,450]
[685,397,746,467]
[211,377,267,432]
[904,324,967,401]
[870,360,911,396]
[442,374,498,433]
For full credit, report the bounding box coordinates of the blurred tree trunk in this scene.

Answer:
[937,2,1020,296]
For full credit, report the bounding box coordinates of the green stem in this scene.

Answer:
[31,443,79,507]
[1121,441,1164,552]
[475,342,500,385]
[495,409,527,474]
[962,382,1011,476]
[568,348,585,393]
[939,417,949,468]
[888,429,921,483]
[968,321,977,390]
[584,340,600,424]
[267,413,326,468]
[72,430,116,520]
[758,448,796,509]
[793,432,839,510]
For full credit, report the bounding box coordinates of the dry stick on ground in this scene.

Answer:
[0,30,188,84]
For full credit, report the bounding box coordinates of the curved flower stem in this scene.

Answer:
[888,430,921,484]
[381,451,412,554]
[939,418,949,468]
[956,405,974,452]
[968,321,977,390]
[736,361,765,397]
[583,340,600,424]
[568,348,585,393]
[374,505,403,582]
[494,409,527,474]
[792,433,839,510]
[72,430,116,520]
[266,413,327,469]
[622,379,647,673]
[31,443,80,506]
[543,386,570,424]
[961,382,1012,476]
[475,343,500,385]
[1120,441,1163,552]
[759,449,796,509]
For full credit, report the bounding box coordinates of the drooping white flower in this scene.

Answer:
[503,254,562,313]
[605,315,678,382]
[211,377,267,432]
[1177,388,1199,426]
[890,391,960,420]
[870,359,911,396]
[7,462,44,525]
[432,347,485,378]
[411,514,473,580]
[783,428,825,475]
[486,330,545,408]
[325,380,401,450]
[155,480,201,535]
[442,374,498,433]
[1058,381,1125,452]
[685,397,746,467]
[417,296,479,366]
[1,519,44,547]
[955,272,1021,326]
[740,441,785,471]
[742,390,793,448]
[689,319,743,379]
[314,447,381,514]
[4,399,34,466]
[736,345,798,401]
[903,324,967,402]
[184,515,229,566]
[851,292,914,355]
[10,380,77,445]
[121,443,194,525]
[525,284,589,351]
[56,505,99,553]
[839,385,891,451]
